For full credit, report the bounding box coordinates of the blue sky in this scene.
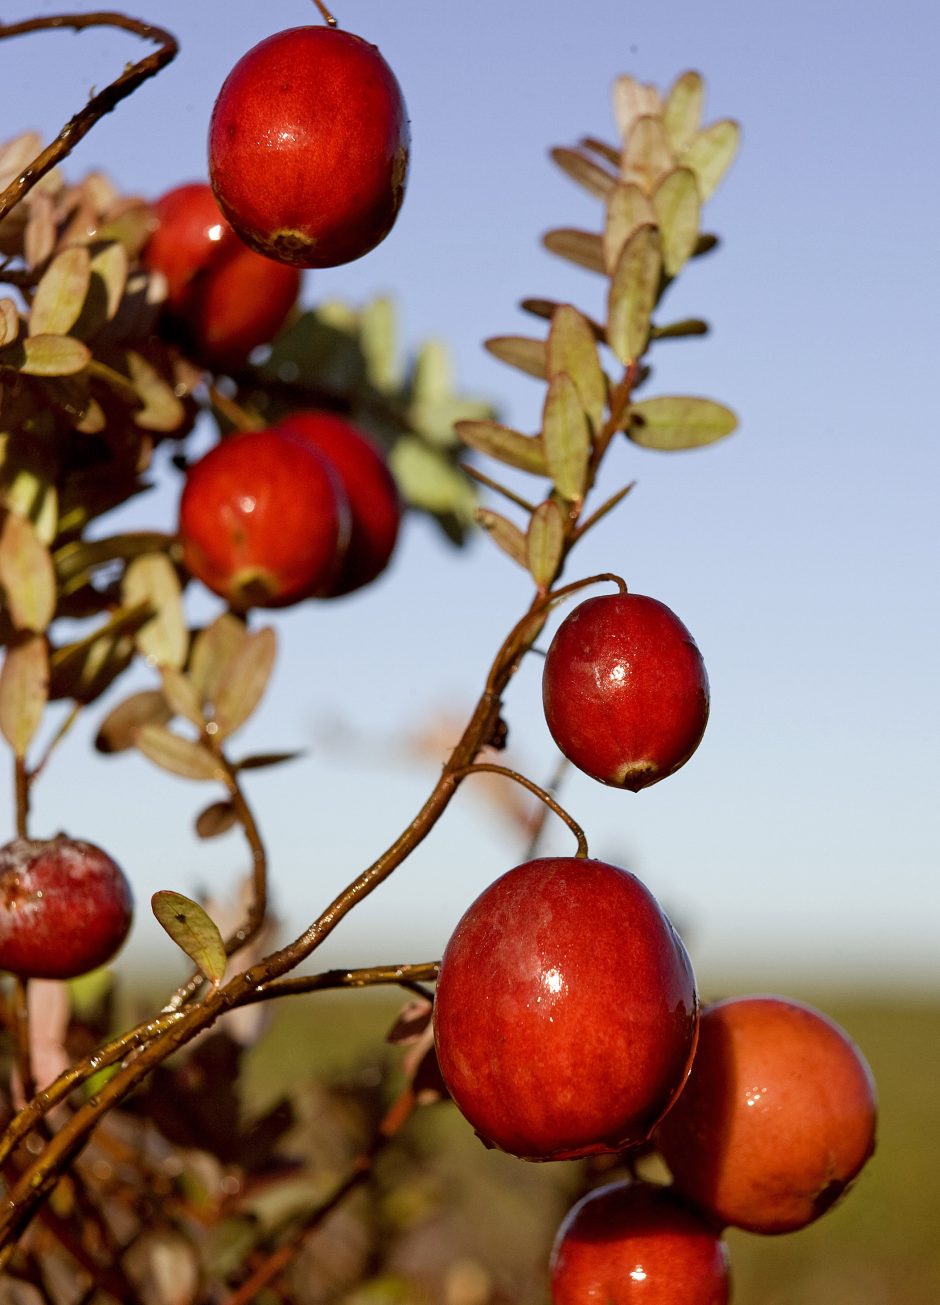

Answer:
[1,0,937,989]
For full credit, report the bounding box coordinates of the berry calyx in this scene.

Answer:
[178,428,350,610]
[655,995,878,1234]
[550,1180,730,1304]
[433,857,698,1161]
[0,837,133,980]
[208,27,410,269]
[144,182,300,369]
[542,592,709,791]
[275,411,401,595]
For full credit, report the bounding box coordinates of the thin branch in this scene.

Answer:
[0,13,178,222]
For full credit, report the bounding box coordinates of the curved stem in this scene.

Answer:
[0,13,178,223]
[452,762,589,858]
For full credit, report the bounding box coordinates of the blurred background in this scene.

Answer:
[0,1,937,1301]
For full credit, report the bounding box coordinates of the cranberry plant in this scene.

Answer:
[0,10,876,1303]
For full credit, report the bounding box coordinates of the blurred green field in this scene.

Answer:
[237,985,940,1304]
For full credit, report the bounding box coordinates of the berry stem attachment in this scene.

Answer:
[311,0,339,26]
[452,762,589,858]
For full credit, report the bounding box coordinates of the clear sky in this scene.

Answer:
[1,0,937,989]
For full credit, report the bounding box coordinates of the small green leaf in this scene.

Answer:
[607,225,662,364]
[74,242,129,338]
[526,501,565,591]
[95,689,171,753]
[476,508,528,569]
[136,724,224,782]
[682,120,741,200]
[10,335,91,377]
[122,553,187,670]
[612,76,663,141]
[235,750,305,771]
[194,801,238,840]
[0,635,48,757]
[542,229,605,275]
[160,667,206,729]
[0,298,20,347]
[651,318,709,340]
[483,336,547,380]
[653,168,701,277]
[0,436,58,545]
[189,613,248,708]
[629,395,738,450]
[604,183,656,274]
[388,437,477,522]
[125,351,186,432]
[548,305,606,433]
[0,511,56,632]
[455,420,547,475]
[29,246,91,338]
[663,71,705,155]
[152,890,227,986]
[621,116,674,194]
[212,626,276,739]
[359,295,400,389]
[549,147,617,199]
[542,373,591,503]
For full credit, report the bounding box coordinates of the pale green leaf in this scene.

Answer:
[136,724,224,782]
[547,305,606,432]
[542,373,591,503]
[682,120,741,200]
[0,635,48,756]
[483,335,548,380]
[388,437,477,521]
[0,512,56,632]
[526,501,565,591]
[604,183,656,274]
[663,71,705,155]
[189,614,248,708]
[549,147,617,199]
[0,298,19,348]
[476,508,528,569]
[122,553,187,670]
[359,296,400,388]
[125,350,186,432]
[653,168,701,277]
[74,242,129,338]
[29,246,91,338]
[152,890,227,985]
[612,76,663,141]
[95,689,171,753]
[14,335,91,377]
[0,450,57,544]
[212,626,276,739]
[455,420,547,475]
[160,667,206,729]
[607,225,662,364]
[621,116,674,194]
[629,395,738,449]
[542,229,605,275]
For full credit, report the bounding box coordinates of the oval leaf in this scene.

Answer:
[653,168,701,277]
[95,689,172,753]
[621,116,674,193]
[607,224,663,365]
[0,511,56,632]
[152,890,227,986]
[548,305,606,433]
[122,553,187,670]
[15,335,91,377]
[682,120,741,200]
[160,667,206,729]
[542,373,591,503]
[483,335,547,380]
[663,71,705,155]
[476,508,528,569]
[0,298,20,348]
[455,420,547,475]
[542,229,606,275]
[189,613,248,707]
[125,351,186,433]
[29,246,91,338]
[612,76,663,142]
[549,147,617,199]
[629,395,738,450]
[136,724,224,782]
[0,635,48,757]
[195,800,238,840]
[604,183,656,274]
[212,626,277,740]
[526,500,565,591]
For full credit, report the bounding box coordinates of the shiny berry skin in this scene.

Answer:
[208,27,409,269]
[433,857,698,1161]
[178,429,350,610]
[0,838,133,980]
[550,1181,730,1305]
[542,592,709,791]
[144,183,300,368]
[275,411,401,595]
[656,995,878,1234]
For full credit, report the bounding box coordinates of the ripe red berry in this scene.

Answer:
[550,1180,730,1305]
[178,428,350,610]
[656,995,878,1234]
[542,592,709,791]
[144,183,300,369]
[208,27,409,269]
[0,837,133,980]
[433,857,698,1161]
[275,411,401,595]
